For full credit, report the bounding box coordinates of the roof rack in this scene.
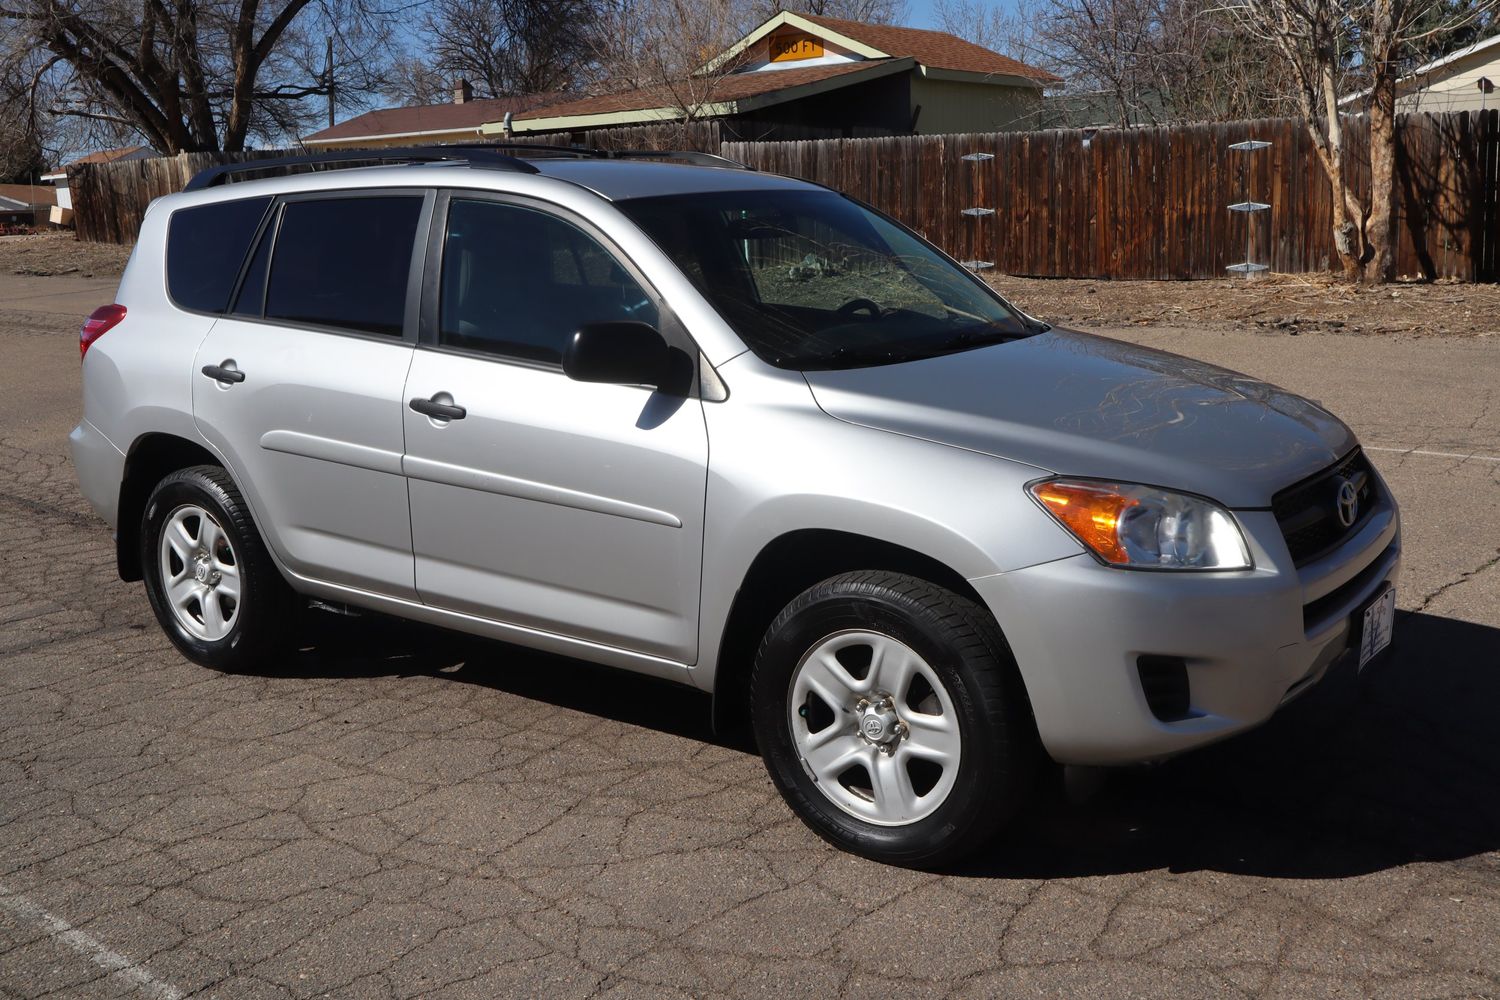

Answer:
[183,146,540,192]
[604,149,753,170]
[435,142,753,171]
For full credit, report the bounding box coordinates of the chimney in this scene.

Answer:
[454,79,473,104]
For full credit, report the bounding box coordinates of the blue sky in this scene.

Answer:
[904,0,946,29]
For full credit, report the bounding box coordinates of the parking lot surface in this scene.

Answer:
[2,277,1499,999]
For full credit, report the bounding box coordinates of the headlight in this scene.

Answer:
[1027,479,1252,570]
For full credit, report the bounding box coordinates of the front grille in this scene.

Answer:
[1273,449,1378,566]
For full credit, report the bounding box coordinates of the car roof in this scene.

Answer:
[173,154,823,207]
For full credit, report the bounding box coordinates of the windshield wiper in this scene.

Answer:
[932,327,1031,354]
[796,345,937,369]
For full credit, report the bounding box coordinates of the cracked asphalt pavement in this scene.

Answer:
[2,277,1499,999]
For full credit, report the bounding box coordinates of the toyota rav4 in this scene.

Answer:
[70,147,1401,866]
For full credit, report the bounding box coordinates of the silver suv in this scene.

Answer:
[71,147,1400,866]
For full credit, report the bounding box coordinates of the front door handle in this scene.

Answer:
[409,396,467,420]
[201,363,246,384]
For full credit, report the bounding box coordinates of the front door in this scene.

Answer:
[401,194,708,662]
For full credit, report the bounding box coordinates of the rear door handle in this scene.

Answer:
[201,364,246,384]
[409,396,467,420]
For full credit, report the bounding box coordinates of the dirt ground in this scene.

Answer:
[0,231,131,279]
[989,271,1500,339]
[5,231,1500,339]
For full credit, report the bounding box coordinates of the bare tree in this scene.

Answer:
[934,0,1053,64]
[0,43,53,180]
[1354,0,1493,280]
[1228,0,1493,281]
[1224,0,1364,275]
[0,0,401,153]
[938,0,1284,126]
[422,0,607,99]
[589,0,757,141]
[380,56,454,108]
[754,0,909,24]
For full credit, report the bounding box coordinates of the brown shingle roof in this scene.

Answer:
[0,184,57,208]
[71,145,152,166]
[515,61,899,122]
[800,14,1061,83]
[46,145,152,174]
[303,92,567,144]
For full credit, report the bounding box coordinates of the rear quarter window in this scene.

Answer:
[166,197,272,313]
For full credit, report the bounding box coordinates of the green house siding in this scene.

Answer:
[909,76,1044,134]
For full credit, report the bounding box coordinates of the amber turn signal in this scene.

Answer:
[1029,481,1138,564]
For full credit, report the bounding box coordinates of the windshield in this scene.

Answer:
[619,190,1039,370]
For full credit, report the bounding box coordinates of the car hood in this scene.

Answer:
[801,329,1356,508]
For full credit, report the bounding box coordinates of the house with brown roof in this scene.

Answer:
[506,12,1059,140]
[40,145,156,212]
[0,184,58,227]
[303,85,565,149]
[302,14,1059,149]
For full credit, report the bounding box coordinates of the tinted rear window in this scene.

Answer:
[265,196,423,336]
[166,197,271,313]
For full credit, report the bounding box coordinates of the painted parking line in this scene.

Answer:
[0,884,184,1000]
[1366,446,1500,465]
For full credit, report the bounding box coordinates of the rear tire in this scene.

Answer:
[140,465,296,671]
[750,571,1037,868]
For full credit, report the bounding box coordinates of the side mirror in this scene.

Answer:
[562,322,671,387]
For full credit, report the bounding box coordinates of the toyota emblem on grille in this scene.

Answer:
[1335,478,1359,528]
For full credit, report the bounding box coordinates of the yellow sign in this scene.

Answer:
[770,32,824,62]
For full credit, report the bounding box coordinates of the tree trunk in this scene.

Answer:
[1318,63,1363,280]
[1363,0,1399,283]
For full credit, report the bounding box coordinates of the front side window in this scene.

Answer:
[264,196,423,336]
[166,196,271,313]
[439,199,657,364]
[621,190,1034,370]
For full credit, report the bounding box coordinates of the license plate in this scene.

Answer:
[1358,586,1396,671]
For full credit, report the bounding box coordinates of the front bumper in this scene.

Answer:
[973,497,1400,766]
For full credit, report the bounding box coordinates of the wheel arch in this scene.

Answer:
[708,528,991,742]
[115,432,221,582]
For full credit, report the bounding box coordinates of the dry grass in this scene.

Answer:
[989,272,1500,338]
[0,232,132,278]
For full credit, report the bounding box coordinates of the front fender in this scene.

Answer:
[694,357,1082,691]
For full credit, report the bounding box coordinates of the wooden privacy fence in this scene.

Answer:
[66,149,291,245]
[65,121,725,244]
[71,112,1500,281]
[726,111,1500,282]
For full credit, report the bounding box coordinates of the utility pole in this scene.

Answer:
[325,36,336,129]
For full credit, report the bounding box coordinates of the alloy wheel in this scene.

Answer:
[788,629,961,826]
[157,504,240,642]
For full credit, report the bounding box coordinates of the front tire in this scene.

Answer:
[140,465,295,671]
[751,571,1037,868]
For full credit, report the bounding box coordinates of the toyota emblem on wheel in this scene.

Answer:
[1335,478,1360,528]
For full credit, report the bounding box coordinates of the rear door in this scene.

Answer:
[400,192,708,662]
[192,190,429,599]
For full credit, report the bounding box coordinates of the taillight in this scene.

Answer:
[80,304,127,360]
